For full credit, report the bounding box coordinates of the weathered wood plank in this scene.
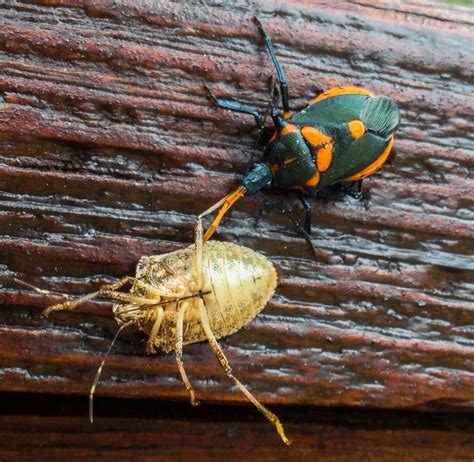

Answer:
[1,394,473,462]
[0,0,473,415]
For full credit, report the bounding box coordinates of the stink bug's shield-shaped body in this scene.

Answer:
[202,18,401,241]
[265,88,399,194]
[36,218,289,445]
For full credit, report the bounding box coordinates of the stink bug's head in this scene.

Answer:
[242,163,273,194]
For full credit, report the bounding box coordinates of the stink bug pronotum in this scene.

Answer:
[14,217,289,445]
[201,17,400,241]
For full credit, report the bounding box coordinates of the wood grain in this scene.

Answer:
[0,0,473,421]
[1,393,473,462]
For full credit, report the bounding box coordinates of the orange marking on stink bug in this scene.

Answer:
[283,156,298,165]
[309,86,373,106]
[348,120,366,140]
[269,130,278,143]
[316,144,333,172]
[304,170,320,187]
[283,111,292,119]
[301,126,331,147]
[344,136,394,182]
[280,124,299,136]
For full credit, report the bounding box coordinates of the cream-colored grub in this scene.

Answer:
[35,218,288,445]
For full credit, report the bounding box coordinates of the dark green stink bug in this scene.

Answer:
[201,17,400,240]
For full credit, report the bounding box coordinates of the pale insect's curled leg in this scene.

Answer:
[145,307,164,354]
[131,279,164,299]
[99,290,159,306]
[176,301,198,406]
[43,277,165,317]
[42,276,137,316]
[129,276,186,300]
[197,297,291,446]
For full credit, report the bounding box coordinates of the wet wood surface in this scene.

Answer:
[0,0,473,457]
[1,393,474,462]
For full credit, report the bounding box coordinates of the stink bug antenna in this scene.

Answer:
[253,17,290,115]
[89,320,135,424]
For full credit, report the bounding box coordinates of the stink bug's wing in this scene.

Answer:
[290,89,400,188]
[290,92,369,127]
[334,96,400,183]
[319,133,392,187]
[290,89,399,139]
[360,95,400,139]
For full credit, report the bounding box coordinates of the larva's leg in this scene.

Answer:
[42,276,134,316]
[42,289,100,316]
[161,262,188,295]
[134,278,186,300]
[98,290,158,305]
[132,279,164,299]
[145,306,164,354]
[197,298,291,445]
[103,277,169,299]
[175,301,198,406]
[43,277,158,317]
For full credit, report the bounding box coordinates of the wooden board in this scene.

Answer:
[0,0,473,429]
[1,393,474,462]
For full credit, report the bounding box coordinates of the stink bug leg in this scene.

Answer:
[204,85,264,131]
[296,191,312,235]
[341,179,364,200]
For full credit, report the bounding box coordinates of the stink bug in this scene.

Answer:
[201,17,400,240]
[14,217,289,445]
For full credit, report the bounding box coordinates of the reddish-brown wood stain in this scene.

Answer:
[0,0,473,459]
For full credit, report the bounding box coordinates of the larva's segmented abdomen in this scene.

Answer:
[117,241,277,352]
[201,241,277,341]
